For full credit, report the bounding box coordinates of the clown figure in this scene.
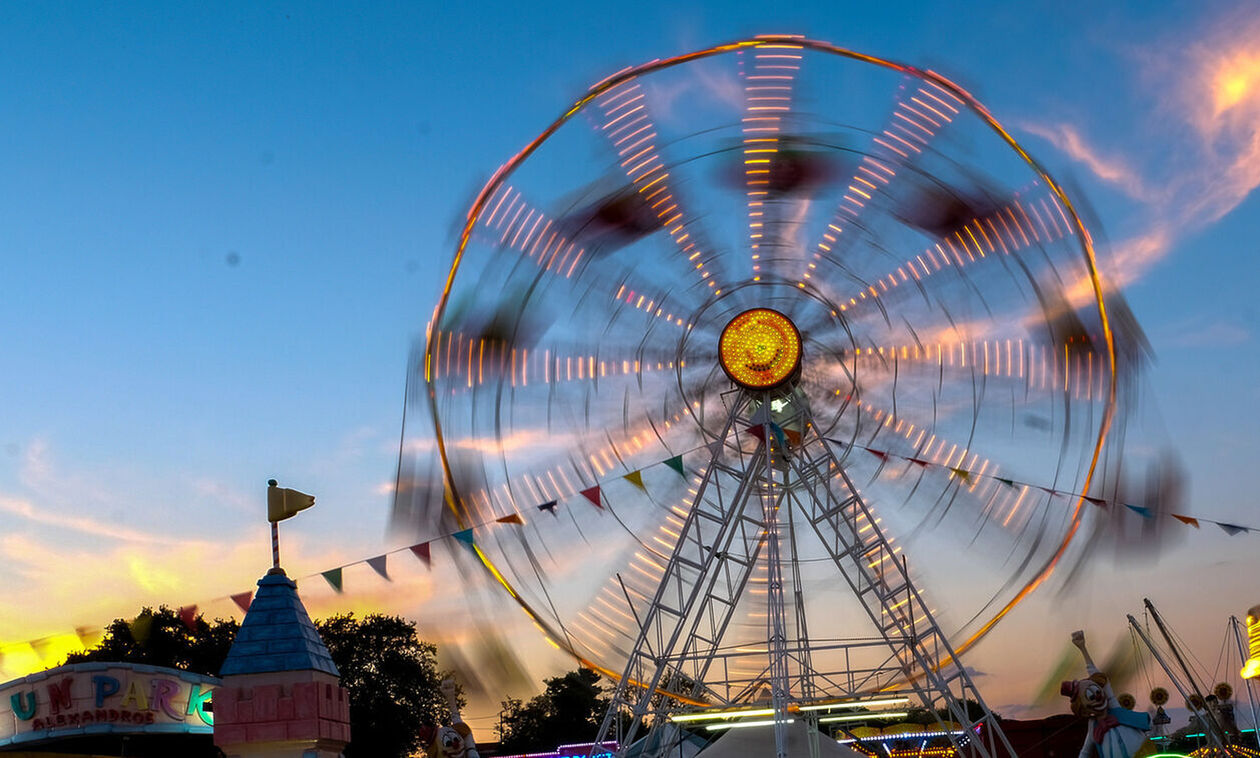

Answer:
[425,679,480,758]
[1060,630,1152,758]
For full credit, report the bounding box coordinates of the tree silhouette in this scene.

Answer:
[498,668,612,753]
[64,606,237,676]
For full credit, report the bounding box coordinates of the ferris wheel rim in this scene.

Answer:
[424,34,1119,672]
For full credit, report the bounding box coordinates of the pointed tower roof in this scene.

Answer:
[219,568,340,677]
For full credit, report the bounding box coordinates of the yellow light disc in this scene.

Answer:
[718,308,802,389]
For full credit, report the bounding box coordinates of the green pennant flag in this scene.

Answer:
[664,455,685,477]
[321,568,344,593]
[995,477,1017,488]
[623,470,646,491]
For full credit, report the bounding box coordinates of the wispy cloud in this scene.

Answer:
[0,496,205,546]
[1020,122,1156,203]
[1024,10,1260,291]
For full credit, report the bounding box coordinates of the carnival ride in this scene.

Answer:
[405,35,1160,758]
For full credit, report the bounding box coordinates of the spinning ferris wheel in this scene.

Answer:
[412,35,1140,758]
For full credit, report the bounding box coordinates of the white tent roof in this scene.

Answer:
[696,720,866,758]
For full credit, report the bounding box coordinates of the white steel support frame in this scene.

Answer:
[592,387,1015,758]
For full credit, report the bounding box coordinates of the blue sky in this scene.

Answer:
[1,0,1258,723]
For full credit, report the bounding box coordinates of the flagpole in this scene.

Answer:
[271,521,280,570]
[268,478,281,570]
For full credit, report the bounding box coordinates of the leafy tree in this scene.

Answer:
[64,606,238,676]
[317,613,453,758]
[499,668,611,753]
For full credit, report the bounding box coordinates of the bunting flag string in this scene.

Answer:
[9,439,1253,673]
[832,438,1258,537]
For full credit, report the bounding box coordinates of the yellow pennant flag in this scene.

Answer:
[268,480,316,522]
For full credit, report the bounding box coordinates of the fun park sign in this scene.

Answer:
[0,662,218,749]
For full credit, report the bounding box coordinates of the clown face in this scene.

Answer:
[1074,678,1108,718]
[438,726,467,758]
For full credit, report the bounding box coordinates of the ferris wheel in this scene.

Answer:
[414,35,1143,758]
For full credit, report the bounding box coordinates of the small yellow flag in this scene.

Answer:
[267,480,316,523]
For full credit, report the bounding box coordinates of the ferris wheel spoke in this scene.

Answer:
[736,36,807,282]
[818,187,1076,321]
[793,77,966,288]
[591,78,733,296]
[471,182,702,331]
[848,336,1111,404]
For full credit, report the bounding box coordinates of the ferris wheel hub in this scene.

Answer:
[718,308,802,390]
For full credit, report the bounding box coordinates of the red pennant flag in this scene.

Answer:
[1084,496,1107,506]
[366,555,390,581]
[410,542,432,566]
[744,425,766,443]
[178,605,198,632]
[496,513,525,525]
[1172,514,1200,528]
[231,592,253,614]
[865,447,889,461]
[908,457,931,468]
[581,486,603,509]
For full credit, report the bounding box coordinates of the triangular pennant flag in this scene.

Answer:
[580,486,603,509]
[178,605,198,631]
[1040,486,1059,496]
[623,471,646,491]
[1172,514,1200,528]
[1124,504,1153,519]
[410,542,432,566]
[664,455,685,478]
[1084,496,1108,506]
[321,568,344,593]
[366,555,390,581]
[75,626,101,649]
[948,467,972,483]
[768,423,788,450]
[30,637,56,662]
[1218,522,1248,536]
[706,440,724,459]
[453,528,476,546]
[995,477,1016,488]
[231,591,253,613]
[908,457,931,468]
[865,447,889,461]
[129,613,153,645]
[496,513,525,525]
[538,500,558,514]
